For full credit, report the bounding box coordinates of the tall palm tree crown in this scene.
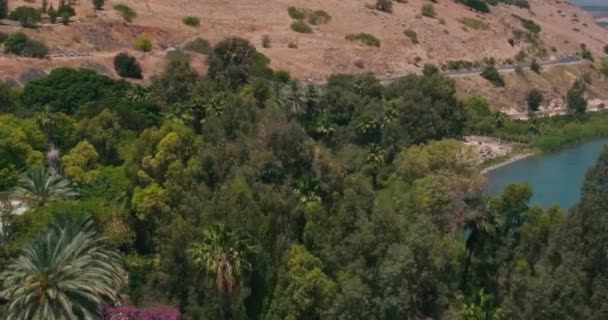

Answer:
[14,167,78,207]
[0,214,126,320]
[188,224,255,296]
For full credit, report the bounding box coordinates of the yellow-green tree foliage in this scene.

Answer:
[0,115,45,190]
[62,140,100,184]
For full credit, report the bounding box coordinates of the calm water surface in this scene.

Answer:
[485,139,608,209]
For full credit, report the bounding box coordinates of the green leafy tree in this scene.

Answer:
[0,214,126,320]
[114,52,142,79]
[9,6,41,28]
[0,0,8,19]
[566,79,587,114]
[151,51,198,104]
[0,115,45,190]
[77,109,121,164]
[264,245,337,320]
[61,140,100,184]
[526,88,543,112]
[208,37,258,88]
[14,167,78,207]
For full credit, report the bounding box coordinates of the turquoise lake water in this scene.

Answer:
[485,139,608,210]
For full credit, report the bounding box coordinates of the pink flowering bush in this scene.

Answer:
[101,305,181,320]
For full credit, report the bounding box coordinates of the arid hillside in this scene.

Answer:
[0,0,606,80]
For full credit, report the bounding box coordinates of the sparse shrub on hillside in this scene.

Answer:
[307,10,331,25]
[288,6,306,20]
[423,64,439,76]
[57,1,76,18]
[521,19,541,34]
[530,59,541,74]
[376,0,393,13]
[262,34,271,48]
[566,79,587,113]
[9,6,40,28]
[442,60,477,70]
[580,44,593,61]
[48,6,58,23]
[421,4,436,18]
[185,37,211,54]
[0,0,7,19]
[114,3,136,22]
[459,17,489,30]
[182,16,200,27]
[4,32,48,58]
[93,0,105,10]
[133,34,152,52]
[508,38,515,47]
[403,29,418,44]
[527,88,543,111]
[481,65,505,87]
[604,45,608,55]
[274,69,291,83]
[114,52,143,79]
[345,33,380,47]
[458,0,490,13]
[600,59,608,78]
[288,42,298,49]
[291,21,313,33]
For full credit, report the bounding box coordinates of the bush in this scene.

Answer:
[133,34,152,52]
[459,0,489,13]
[566,79,587,113]
[114,52,143,79]
[345,33,380,47]
[521,19,541,34]
[9,6,40,27]
[604,45,608,55]
[291,21,313,33]
[421,4,436,18]
[288,6,306,20]
[288,42,298,49]
[480,65,504,87]
[423,64,439,76]
[308,10,331,25]
[530,59,541,73]
[376,0,393,13]
[262,34,271,48]
[459,17,489,30]
[114,3,136,22]
[527,88,543,111]
[184,37,211,54]
[93,0,105,10]
[4,33,48,58]
[182,16,200,27]
[403,29,418,44]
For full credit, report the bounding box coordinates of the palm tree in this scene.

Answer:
[34,105,58,148]
[0,214,126,320]
[280,80,308,120]
[365,144,384,188]
[14,167,78,207]
[188,224,254,297]
[461,196,502,290]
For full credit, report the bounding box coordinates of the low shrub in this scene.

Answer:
[288,6,307,20]
[262,34,271,48]
[182,16,200,27]
[184,37,211,54]
[459,17,489,30]
[345,33,380,47]
[4,32,48,58]
[308,10,331,25]
[114,3,136,22]
[132,34,152,52]
[9,6,40,27]
[114,52,143,79]
[403,29,419,44]
[421,4,436,18]
[481,65,505,87]
[291,20,313,33]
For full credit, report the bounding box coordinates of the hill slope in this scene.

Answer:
[0,0,606,82]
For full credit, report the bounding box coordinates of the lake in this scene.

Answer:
[485,138,608,209]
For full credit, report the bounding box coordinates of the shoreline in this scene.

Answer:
[481,152,537,175]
